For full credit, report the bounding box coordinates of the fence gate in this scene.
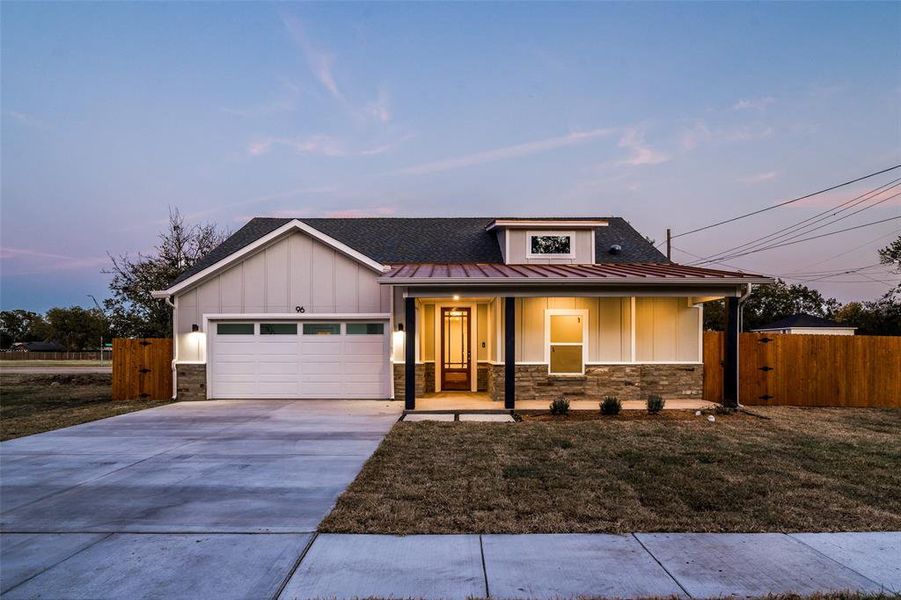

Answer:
[703,331,901,408]
[112,338,173,401]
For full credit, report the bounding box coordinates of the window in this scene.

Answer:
[217,323,254,335]
[260,323,297,335]
[346,322,385,335]
[527,231,574,257]
[546,310,586,375]
[303,323,341,335]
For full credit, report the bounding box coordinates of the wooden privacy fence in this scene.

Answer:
[704,331,901,408]
[112,338,173,401]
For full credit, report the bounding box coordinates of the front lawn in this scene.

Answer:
[0,373,171,441]
[320,407,901,534]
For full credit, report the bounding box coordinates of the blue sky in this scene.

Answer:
[2,1,899,310]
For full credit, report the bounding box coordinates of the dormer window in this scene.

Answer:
[527,231,574,258]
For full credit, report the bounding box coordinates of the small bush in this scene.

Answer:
[600,395,621,415]
[549,396,570,415]
[647,394,665,414]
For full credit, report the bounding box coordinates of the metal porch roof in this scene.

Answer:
[379,262,772,285]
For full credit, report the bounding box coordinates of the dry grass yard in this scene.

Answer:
[320,407,901,534]
[0,373,171,441]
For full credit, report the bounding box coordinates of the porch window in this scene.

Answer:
[527,231,574,257]
[546,310,587,375]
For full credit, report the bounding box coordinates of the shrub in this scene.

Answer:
[646,394,665,414]
[549,395,570,415]
[600,395,621,415]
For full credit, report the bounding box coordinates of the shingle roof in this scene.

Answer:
[169,216,667,286]
[753,313,855,330]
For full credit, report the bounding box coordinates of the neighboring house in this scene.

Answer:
[752,313,856,336]
[9,341,66,352]
[151,217,771,408]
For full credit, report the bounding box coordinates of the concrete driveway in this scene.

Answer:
[0,400,401,599]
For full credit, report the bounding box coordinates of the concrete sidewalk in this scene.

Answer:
[278,531,901,600]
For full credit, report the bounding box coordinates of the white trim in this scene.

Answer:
[585,361,703,365]
[174,360,207,365]
[487,219,608,230]
[544,308,589,376]
[526,230,576,259]
[201,312,390,324]
[381,276,772,286]
[630,297,637,363]
[153,220,388,297]
[485,360,703,366]
[431,301,479,393]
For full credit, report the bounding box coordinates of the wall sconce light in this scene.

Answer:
[191,324,199,332]
[392,324,406,362]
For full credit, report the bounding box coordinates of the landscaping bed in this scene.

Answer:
[320,407,901,534]
[0,373,171,441]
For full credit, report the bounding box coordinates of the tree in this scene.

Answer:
[703,279,840,331]
[834,297,901,335]
[104,208,227,338]
[0,310,47,348]
[43,307,111,351]
[878,235,901,297]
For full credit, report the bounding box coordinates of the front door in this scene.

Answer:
[440,307,471,390]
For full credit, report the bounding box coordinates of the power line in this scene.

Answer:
[694,189,901,264]
[671,164,901,240]
[692,215,901,262]
[787,227,901,273]
[689,178,901,265]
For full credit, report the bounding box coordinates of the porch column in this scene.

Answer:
[723,296,740,408]
[504,296,515,410]
[405,296,416,410]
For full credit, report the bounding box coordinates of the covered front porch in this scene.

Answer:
[388,273,760,411]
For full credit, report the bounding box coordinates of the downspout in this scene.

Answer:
[164,295,177,400]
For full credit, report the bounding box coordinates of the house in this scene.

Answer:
[752,313,856,336]
[9,341,66,352]
[151,217,772,408]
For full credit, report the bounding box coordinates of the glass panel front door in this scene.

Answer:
[441,307,471,390]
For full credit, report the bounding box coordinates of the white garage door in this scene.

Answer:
[208,320,390,399]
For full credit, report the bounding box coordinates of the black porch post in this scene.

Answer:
[404,296,416,410]
[723,296,740,408]
[504,296,515,410]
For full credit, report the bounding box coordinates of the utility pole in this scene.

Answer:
[666,228,672,260]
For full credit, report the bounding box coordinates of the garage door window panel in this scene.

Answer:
[260,323,297,335]
[217,323,255,335]
[303,323,341,335]
[346,323,385,335]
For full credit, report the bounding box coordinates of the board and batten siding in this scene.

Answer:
[174,231,390,362]
[513,296,700,363]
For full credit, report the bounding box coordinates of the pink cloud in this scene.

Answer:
[1,246,108,276]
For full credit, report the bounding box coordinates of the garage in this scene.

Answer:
[208,319,390,399]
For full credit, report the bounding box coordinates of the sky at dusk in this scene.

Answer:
[2,1,899,311]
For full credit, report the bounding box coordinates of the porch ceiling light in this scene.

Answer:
[452,294,460,300]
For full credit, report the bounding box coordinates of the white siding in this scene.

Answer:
[174,231,388,362]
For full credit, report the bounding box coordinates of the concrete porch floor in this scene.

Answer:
[415,392,717,412]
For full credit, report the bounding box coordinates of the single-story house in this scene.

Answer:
[151,217,772,408]
[752,313,856,336]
